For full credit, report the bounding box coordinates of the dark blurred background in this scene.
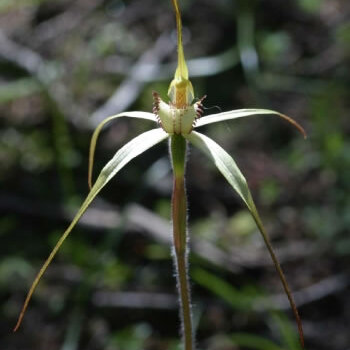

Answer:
[1,0,349,349]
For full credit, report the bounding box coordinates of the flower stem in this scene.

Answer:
[170,134,193,350]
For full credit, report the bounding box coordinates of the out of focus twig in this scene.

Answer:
[31,0,103,45]
[1,193,316,275]
[0,30,45,75]
[100,47,239,81]
[0,30,174,130]
[92,291,178,310]
[254,273,350,311]
[125,203,243,273]
[0,30,88,129]
[90,33,175,125]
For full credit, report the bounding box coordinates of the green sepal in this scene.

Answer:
[185,131,304,348]
[88,111,158,189]
[14,128,168,332]
[195,108,306,138]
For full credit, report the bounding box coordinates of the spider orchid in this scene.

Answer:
[14,0,306,349]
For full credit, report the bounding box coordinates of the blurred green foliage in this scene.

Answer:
[0,0,349,349]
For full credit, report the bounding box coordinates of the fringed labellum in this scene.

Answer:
[153,92,205,135]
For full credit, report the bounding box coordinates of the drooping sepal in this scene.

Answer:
[13,128,168,332]
[184,131,305,348]
[88,111,157,189]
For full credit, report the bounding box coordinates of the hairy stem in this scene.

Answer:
[170,134,193,350]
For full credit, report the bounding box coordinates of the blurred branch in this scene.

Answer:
[90,33,175,125]
[237,0,259,84]
[99,47,239,81]
[229,240,316,268]
[256,72,349,95]
[125,203,243,273]
[38,262,350,315]
[255,272,350,311]
[0,193,121,230]
[0,29,175,131]
[107,0,159,26]
[0,29,89,129]
[36,262,350,313]
[61,307,83,350]
[294,45,344,74]
[30,0,103,46]
[0,192,242,273]
[0,30,46,75]
[1,193,316,274]
[92,290,178,310]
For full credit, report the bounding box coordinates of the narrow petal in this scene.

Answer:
[195,108,306,138]
[88,111,158,189]
[185,131,252,207]
[14,128,168,332]
[185,131,304,348]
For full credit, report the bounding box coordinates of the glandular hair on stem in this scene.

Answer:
[170,133,194,350]
[171,245,194,350]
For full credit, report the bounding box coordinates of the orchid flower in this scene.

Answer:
[14,1,306,349]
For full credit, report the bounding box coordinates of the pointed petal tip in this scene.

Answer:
[14,128,168,334]
[278,112,307,139]
[187,130,305,348]
[194,108,307,136]
[13,302,27,332]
